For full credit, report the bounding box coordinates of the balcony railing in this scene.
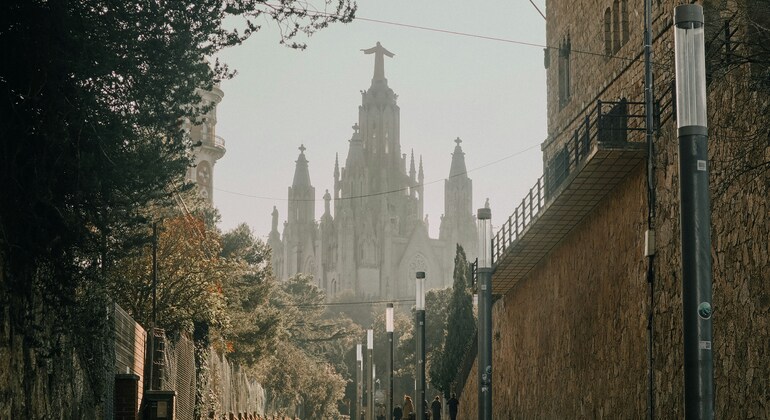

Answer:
[214,135,225,149]
[490,84,674,267]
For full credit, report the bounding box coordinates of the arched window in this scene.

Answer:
[604,8,612,56]
[621,0,629,45]
[558,35,572,108]
[612,0,621,53]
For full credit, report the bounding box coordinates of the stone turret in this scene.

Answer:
[439,138,477,259]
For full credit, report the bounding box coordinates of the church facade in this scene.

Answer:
[268,43,477,301]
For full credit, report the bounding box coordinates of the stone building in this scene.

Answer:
[457,0,770,418]
[268,43,478,301]
[185,86,227,204]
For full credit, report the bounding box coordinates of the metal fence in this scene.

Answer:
[491,85,675,266]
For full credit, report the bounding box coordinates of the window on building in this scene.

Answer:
[612,0,621,53]
[604,8,612,56]
[558,35,572,108]
[621,0,629,45]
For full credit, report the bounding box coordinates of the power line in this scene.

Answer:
[527,0,547,20]
[214,142,541,202]
[263,3,646,64]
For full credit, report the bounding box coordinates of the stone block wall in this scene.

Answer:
[459,0,770,417]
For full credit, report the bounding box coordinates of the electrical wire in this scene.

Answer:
[214,142,541,202]
[260,3,646,64]
[527,0,547,20]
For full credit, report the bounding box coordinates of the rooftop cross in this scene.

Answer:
[455,137,462,146]
[361,42,395,82]
[299,144,306,153]
[353,123,360,133]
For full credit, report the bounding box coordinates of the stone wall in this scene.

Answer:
[0,282,112,419]
[459,0,770,417]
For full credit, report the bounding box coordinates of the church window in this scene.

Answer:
[621,0,629,45]
[612,0,621,53]
[604,8,612,56]
[558,35,571,109]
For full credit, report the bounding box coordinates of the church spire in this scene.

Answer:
[292,144,311,187]
[449,137,469,179]
[418,155,424,183]
[409,149,416,181]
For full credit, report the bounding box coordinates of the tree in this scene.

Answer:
[255,274,359,417]
[429,245,476,395]
[108,214,231,334]
[0,1,354,414]
[219,223,281,366]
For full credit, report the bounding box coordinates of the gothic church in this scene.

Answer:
[268,43,477,301]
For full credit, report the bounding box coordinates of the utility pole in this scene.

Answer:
[415,272,426,420]
[386,303,395,420]
[357,344,363,420]
[643,0,657,416]
[674,4,714,419]
[477,207,492,420]
[367,329,374,420]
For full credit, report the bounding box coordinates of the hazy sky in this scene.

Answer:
[214,0,548,239]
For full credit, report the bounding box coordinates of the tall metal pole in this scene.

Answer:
[367,329,375,420]
[476,207,493,420]
[386,303,395,420]
[674,5,714,419]
[148,221,159,391]
[643,0,657,417]
[415,272,426,420]
[357,344,363,420]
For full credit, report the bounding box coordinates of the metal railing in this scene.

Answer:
[491,85,675,266]
[214,135,226,149]
[491,177,545,265]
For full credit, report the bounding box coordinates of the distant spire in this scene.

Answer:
[346,124,365,169]
[449,137,469,179]
[334,153,340,179]
[418,155,424,181]
[271,206,279,232]
[409,149,416,180]
[361,42,395,83]
[292,144,312,187]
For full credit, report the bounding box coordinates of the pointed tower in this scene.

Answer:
[268,206,284,280]
[358,42,402,192]
[439,138,477,259]
[283,144,317,279]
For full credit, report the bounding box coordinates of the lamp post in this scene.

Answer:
[386,303,395,420]
[357,344,363,420]
[415,272,426,420]
[367,329,374,420]
[674,4,714,419]
[477,207,493,420]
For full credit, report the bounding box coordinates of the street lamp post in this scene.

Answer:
[674,4,714,419]
[367,329,374,420]
[477,207,493,420]
[415,272,426,420]
[386,303,395,420]
[357,344,363,420]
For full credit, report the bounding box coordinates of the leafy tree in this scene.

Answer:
[108,214,231,334]
[0,1,354,414]
[219,223,281,366]
[429,245,477,395]
[255,274,358,417]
